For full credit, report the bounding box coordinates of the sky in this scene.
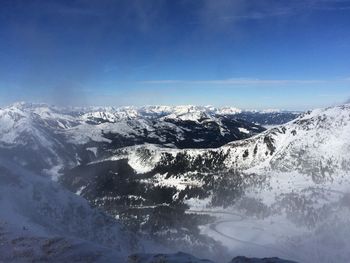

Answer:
[0,0,350,110]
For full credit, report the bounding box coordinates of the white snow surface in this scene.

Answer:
[238,127,250,134]
[1,102,350,263]
[0,157,144,262]
[116,104,350,263]
[127,104,350,175]
[195,169,350,263]
[0,102,262,147]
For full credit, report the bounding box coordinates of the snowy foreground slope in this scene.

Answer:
[0,158,142,262]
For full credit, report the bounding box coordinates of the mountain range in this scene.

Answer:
[1,102,350,262]
[0,103,298,177]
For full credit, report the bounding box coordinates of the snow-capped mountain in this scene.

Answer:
[59,104,350,263]
[0,103,298,150]
[0,103,82,178]
[115,104,350,177]
[0,102,275,176]
[81,104,298,126]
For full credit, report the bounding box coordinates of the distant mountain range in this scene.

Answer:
[0,103,298,176]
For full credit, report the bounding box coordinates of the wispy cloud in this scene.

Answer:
[191,0,350,27]
[54,6,103,17]
[140,78,330,86]
[310,0,350,10]
[218,10,292,21]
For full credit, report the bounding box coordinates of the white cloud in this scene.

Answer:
[140,78,328,86]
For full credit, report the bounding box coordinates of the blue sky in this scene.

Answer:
[0,0,350,110]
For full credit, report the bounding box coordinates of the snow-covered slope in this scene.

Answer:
[0,102,295,152]
[0,157,302,263]
[59,104,350,260]
[224,104,350,174]
[101,105,350,263]
[0,157,142,262]
[0,102,271,177]
[2,102,348,263]
[0,103,82,178]
[131,104,350,176]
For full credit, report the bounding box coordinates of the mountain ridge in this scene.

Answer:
[1,102,292,177]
